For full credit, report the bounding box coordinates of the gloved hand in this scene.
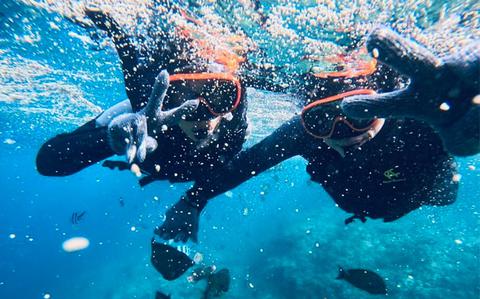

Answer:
[341,27,480,156]
[155,196,200,243]
[107,70,199,163]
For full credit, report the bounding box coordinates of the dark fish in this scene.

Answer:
[189,265,216,283]
[151,239,194,281]
[203,268,230,299]
[71,211,86,224]
[119,197,125,207]
[155,291,171,299]
[337,266,387,295]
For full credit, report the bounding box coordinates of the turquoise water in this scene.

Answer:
[1,1,479,298]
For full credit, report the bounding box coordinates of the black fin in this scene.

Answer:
[345,214,367,225]
[139,175,157,187]
[344,215,355,225]
[336,266,345,280]
[155,290,171,299]
[151,241,194,281]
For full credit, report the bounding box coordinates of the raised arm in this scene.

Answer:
[36,99,135,176]
[36,119,114,176]
[36,71,197,177]
[190,117,307,208]
[341,27,480,156]
[156,115,311,242]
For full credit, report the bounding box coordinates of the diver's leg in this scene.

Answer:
[85,8,149,111]
[85,8,138,72]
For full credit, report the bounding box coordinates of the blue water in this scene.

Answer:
[1,1,479,299]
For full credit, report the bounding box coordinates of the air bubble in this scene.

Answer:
[439,102,450,111]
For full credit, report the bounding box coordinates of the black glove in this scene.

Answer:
[155,197,200,243]
[342,26,480,156]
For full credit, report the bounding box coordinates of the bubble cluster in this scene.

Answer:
[11,0,477,80]
[0,55,102,125]
[4,0,478,135]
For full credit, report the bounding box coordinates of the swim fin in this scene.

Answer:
[155,290,171,299]
[151,239,194,281]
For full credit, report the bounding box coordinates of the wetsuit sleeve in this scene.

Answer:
[36,119,114,176]
[184,116,308,210]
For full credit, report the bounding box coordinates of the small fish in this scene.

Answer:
[155,291,171,299]
[119,197,125,207]
[71,211,86,224]
[337,266,387,295]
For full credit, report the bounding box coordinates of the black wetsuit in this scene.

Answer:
[36,9,249,186]
[183,66,459,223]
[35,99,247,183]
[184,115,458,223]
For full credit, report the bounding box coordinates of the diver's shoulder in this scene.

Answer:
[381,118,442,140]
[377,118,451,157]
[383,118,430,130]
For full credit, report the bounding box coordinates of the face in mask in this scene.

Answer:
[178,116,222,147]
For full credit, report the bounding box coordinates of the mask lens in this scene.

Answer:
[301,89,377,139]
[302,102,341,138]
[201,79,238,115]
[167,74,240,120]
[165,80,201,108]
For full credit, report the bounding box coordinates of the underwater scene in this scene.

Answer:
[0,0,479,298]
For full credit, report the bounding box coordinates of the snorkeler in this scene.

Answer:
[342,27,480,157]
[157,27,460,243]
[36,6,251,190]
